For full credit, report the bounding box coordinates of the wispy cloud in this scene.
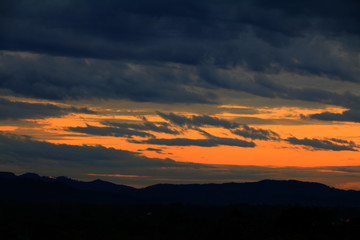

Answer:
[309,109,360,123]
[68,125,155,138]
[130,137,255,148]
[285,137,358,151]
[157,112,240,129]
[232,125,280,140]
[103,119,180,135]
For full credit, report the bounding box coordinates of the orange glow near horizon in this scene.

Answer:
[47,135,360,167]
[2,104,359,171]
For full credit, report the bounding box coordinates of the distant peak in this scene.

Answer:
[91,179,105,183]
[19,173,41,179]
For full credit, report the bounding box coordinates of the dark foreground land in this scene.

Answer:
[1,202,360,240]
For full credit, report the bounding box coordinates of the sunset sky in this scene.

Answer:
[1,0,360,189]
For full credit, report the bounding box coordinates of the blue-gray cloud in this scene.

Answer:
[285,137,358,151]
[232,125,280,140]
[129,136,255,148]
[140,148,164,154]
[0,131,183,168]
[158,112,280,141]
[0,52,215,103]
[329,138,357,145]
[157,111,240,129]
[0,97,94,120]
[68,118,182,139]
[68,125,155,138]
[309,109,360,123]
[103,120,180,135]
[0,0,359,109]
[1,0,359,76]
[199,72,360,109]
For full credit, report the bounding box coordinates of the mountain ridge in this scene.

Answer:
[1,172,359,206]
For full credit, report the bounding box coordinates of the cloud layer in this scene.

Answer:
[0,0,359,107]
[285,137,358,151]
[0,97,94,120]
[309,109,360,123]
[1,0,359,71]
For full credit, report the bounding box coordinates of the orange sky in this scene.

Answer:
[2,103,358,169]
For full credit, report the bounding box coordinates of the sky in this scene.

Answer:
[0,0,360,189]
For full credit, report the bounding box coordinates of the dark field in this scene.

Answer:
[1,202,360,240]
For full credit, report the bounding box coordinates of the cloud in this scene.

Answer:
[309,109,360,123]
[199,71,360,109]
[251,77,360,108]
[158,111,280,141]
[139,148,164,154]
[2,49,359,109]
[0,0,359,146]
[329,138,357,146]
[232,125,280,140]
[103,120,180,135]
[218,107,260,115]
[157,111,240,129]
[285,137,358,151]
[1,0,359,74]
[68,118,182,139]
[0,52,215,103]
[0,97,94,120]
[68,125,155,138]
[0,131,184,169]
[68,112,276,147]
[129,136,255,148]
[0,0,359,107]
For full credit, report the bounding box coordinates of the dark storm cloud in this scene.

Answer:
[157,112,240,129]
[103,120,180,135]
[232,125,280,140]
[2,50,359,108]
[0,52,215,103]
[199,72,360,109]
[1,0,359,79]
[68,125,154,138]
[285,137,358,151]
[255,79,360,109]
[0,97,94,120]
[309,109,360,123]
[0,0,359,107]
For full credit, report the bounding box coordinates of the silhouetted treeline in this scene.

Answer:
[1,202,360,240]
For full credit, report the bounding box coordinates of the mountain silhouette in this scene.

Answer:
[1,172,360,206]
